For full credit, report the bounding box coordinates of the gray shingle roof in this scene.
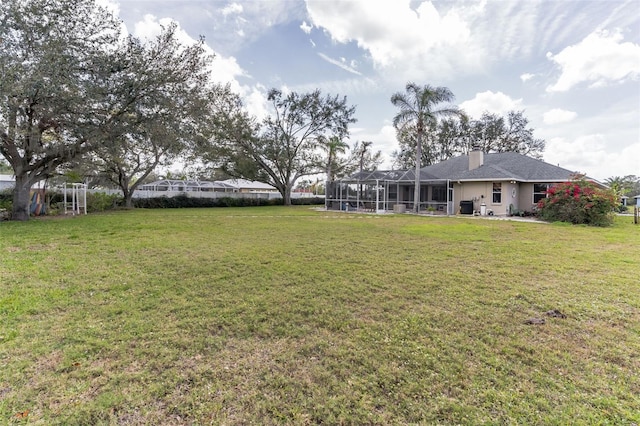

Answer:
[421,152,580,182]
[343,152,590,183]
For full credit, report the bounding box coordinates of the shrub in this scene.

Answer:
[0,190,11,210]
[133,195,278,209]
[536,178,618,226]
[616,204,629,214]
[132,195,324,209]
[291,197,324,206]
[46,191,123,213]
[86,192,123,212]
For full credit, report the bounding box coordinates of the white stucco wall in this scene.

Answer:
[453,181,557,215]
[453,181,512,215]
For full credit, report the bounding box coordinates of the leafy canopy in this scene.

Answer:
[199,88,357,205]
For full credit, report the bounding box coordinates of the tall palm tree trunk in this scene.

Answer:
[414,133,422,213]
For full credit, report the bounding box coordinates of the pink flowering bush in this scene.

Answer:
[536,178,618,226]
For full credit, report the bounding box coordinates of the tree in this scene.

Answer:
[348,140,382,174]
[392,119,461,168]
[319,135,349,209]
[391,83,462,213]
[0,159,11,174]
[205,89,357,205]
[472,111,545,158]
[605,175,639,198]
[354,140,372,207]
[392,110,545,169]
[355,141,373,176]
[320,136,349,182]
[0,0,122,220]
[89,24,214,208]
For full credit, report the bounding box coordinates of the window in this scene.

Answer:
[388,185,397,202]
[431,186,446,202]
[533,183,551,203]
[492,182,502,203]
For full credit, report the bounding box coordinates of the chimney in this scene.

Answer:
[469,145,484,170]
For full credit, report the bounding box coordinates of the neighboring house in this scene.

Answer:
[140,179,236,192]
[140,179,278,193]
[0,174,14,191]
[0,174,46,191]
[218,179,278,193]
[329,149,601,215]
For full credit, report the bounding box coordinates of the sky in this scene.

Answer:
[104,0,639,181]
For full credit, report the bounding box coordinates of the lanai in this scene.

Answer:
[327,170,452,214]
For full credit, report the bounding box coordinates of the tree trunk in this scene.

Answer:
[283,185,292,206]
[414,132,422,213]
[325,179,330,210]
[119,176,134,209]
[124,194,134,209]
[122,187,134,209]
[11,175,32,221]
[325,164,331,210]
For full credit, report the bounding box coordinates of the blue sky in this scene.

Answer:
[105,0,639,181]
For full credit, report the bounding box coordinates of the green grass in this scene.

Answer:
[1,206,639,424]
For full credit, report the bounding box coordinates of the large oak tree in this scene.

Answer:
[88,24,215,208]
[202,89,357,205]
[0,0,122,220]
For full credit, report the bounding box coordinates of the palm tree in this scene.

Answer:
[355,140,373,209]
[320,136,349,209]
[391,83,462,213]
[321,136,349,182]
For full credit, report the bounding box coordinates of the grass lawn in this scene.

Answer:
[1,206,639,424]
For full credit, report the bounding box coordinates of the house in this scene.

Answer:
[0,174,14,191]
[218,179,278,193]
[0,174,46,191]
[140,179,237,192]
[328,149,600,216]
[139,178,279,193]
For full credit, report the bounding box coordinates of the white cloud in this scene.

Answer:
[546,29,640,92]
[544,134,607,174]
[317,53,362,76]
[300,21,313,34]
[544,134,640,181]
[349,124,398,169]
[520,73,535,82]
[133,14,171,40]
[459,91,523,119]
[221,3,243,17]
[133,14,247,88]
[305,0,485,81]
[209,56,247,90]
[239,84,270,121]
[543,108,578,125]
